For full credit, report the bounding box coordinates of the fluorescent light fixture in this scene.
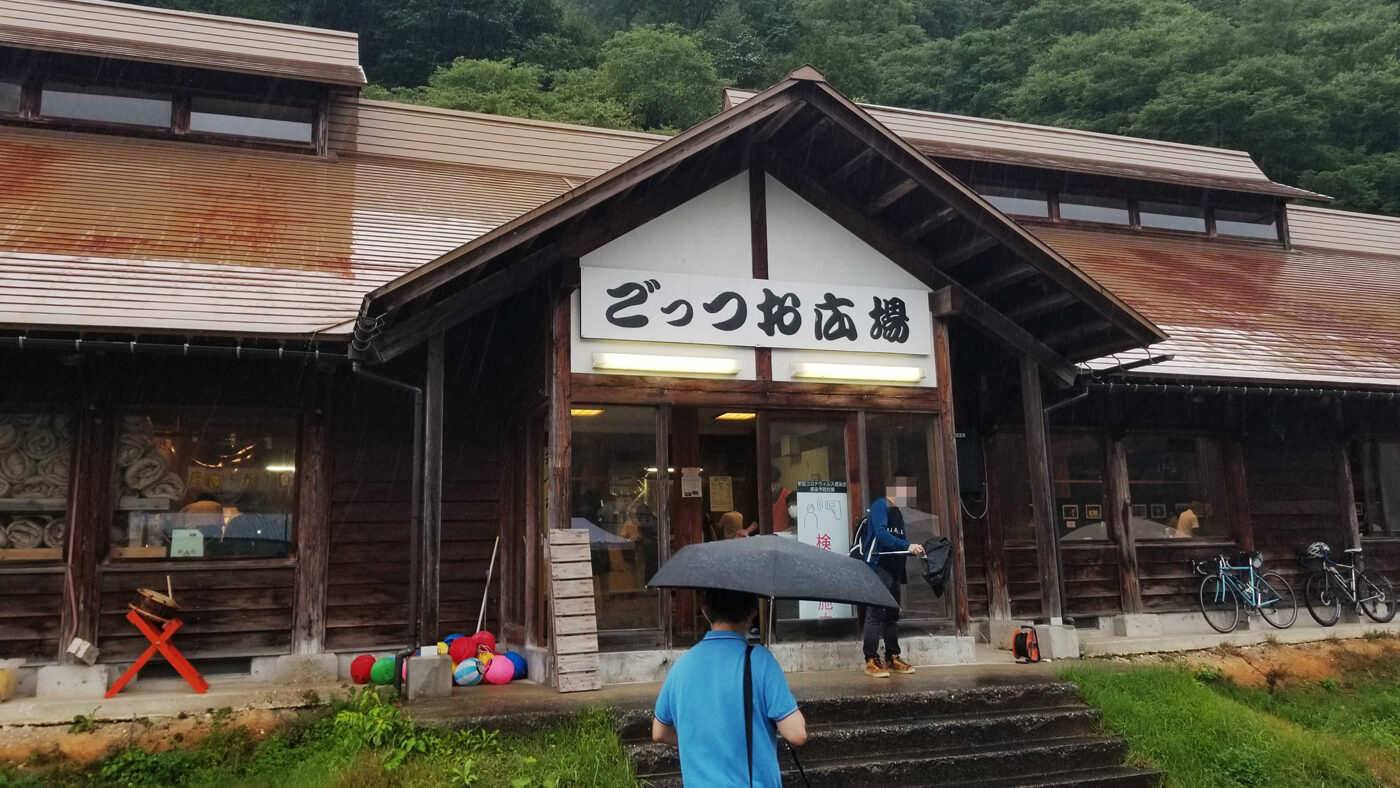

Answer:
[265,465,296,472]
[593,352,740,376]
[790,362,925,383]
[645,467,679,474]
[714,412,757,421]
[570,408,605,417]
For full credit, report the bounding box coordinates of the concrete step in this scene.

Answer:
[626,705,1101,775]
[941,765,1163,788]
[617,680,1083,741]
[639,735,1132,788]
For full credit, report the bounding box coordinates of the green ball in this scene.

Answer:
[370,657,395,685]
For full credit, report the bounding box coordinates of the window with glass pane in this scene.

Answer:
[770,419,848,624]
[1139,198,1207,232]
[865,413,946,619]
[1353,437,1400,536]
[189,97,314,143]
[41,83,172,127]
[977,183,1050,217]
[1215,206,1278,240]
[1124,434,1228,539]
[1059,192,1130,225]
[0,81,20,114]
[569,406,660,633]
[1052,433,1107,541]
[0,412,73,559]
[109,411,295,559]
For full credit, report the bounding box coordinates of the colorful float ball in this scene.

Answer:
[505,651,527,680]
[436,641,449,655]
[473,631,497,654]
[443,633,466,645]
[449,638,474,664]
[349,654,376,685]
[453,658,484,686]
[484,654,514,684]
[369,657,395,685]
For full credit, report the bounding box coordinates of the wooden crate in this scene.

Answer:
[547,529,601,693]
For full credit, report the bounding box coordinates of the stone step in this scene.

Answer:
[627,705,1101,775]
[639,735,1132,788]
[942,766,1163,788]
[616,680,1083,741]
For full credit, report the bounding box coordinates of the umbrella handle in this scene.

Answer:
[877,550,912,555]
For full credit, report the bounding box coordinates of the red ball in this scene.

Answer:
[449,638,474,664]
[350,654,375,685]
[474,630,496,654]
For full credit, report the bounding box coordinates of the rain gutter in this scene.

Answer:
[0,336,349,362]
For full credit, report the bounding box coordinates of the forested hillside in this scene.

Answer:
[126,0,1400,214]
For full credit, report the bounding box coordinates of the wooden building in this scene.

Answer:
[3,0,1399,688]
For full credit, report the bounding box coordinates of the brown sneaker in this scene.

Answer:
[888,655,916,674]
[864,658,890,678]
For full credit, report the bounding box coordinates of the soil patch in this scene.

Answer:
[0,708,301,766]
[1097,633,1400,689]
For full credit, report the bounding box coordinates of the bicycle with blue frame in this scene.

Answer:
[1300,541,1396,626]
[1192,551,1297,633]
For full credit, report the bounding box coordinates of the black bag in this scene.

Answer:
[848,515,873,562]
[918,536,953,597]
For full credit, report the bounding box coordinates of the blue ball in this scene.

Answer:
[505,651,527,680]
[443,633,467,645]
[453,657,483,686]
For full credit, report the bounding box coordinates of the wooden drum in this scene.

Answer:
[129,587,180,623]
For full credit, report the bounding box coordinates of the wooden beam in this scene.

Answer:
[1104,434,1141,615]
[60,392,112,662]
[570,373,942,411]
[1020,356,1064,623]
[902,206,956,242]
[668,407,695,638]
[1337,442,1362,551]
[765,156,1079,387]
[829,148,876,185]
[547,295,573,534]
[420,332,445,642]
[1041,320,1114,349]
[1006,291,1076,323]
[974,263,1037,295]
[1224,439,1254,552]
[792,116,832,154]
[656,405,675,646]
[937,235,997,269]
[934,318,971,633]
[983,432,1011,620]
[371,250,558,364]
[748,98,807,149]
[750,165,769,279]
[291,369,333,654]
[866,178,917,215]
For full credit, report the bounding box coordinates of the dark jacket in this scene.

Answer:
[862,497,910,581]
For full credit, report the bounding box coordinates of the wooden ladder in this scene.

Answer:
[547,529,601,692]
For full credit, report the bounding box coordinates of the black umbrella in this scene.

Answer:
[647,534,898,609]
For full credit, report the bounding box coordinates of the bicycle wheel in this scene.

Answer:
[1200,574,1239,633]
[1258,572,1297,628]
[1305,571,1341,626]
[1358,570,1397,623]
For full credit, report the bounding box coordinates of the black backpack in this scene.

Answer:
[848,515,875,563]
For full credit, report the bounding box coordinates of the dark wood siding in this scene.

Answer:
[0,569,64,662]
[1063,543,1120,617]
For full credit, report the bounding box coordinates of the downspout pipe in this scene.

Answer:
[352,363,424,698]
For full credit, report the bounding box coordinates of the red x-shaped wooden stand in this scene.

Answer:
[105,609,209,698]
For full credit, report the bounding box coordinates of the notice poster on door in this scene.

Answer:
[709,476,734,512]
[795,480,852,619]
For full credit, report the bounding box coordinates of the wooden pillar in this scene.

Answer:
[1104,435,1141,615]
[291,369,333,654]
[60,398,113,662]
[982,434,1012,620]
[656,405,676,643]
[1337,442,1362,552]
[755,413,773,534]
[844,413,864,530]
[1020,356,1063,623]
[1224,439,1254,552]
[934,318,970,633]
[420,332,445,643]
[524,417,544,647]
[547,295,572,534]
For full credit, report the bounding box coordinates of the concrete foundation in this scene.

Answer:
[1110,614,1162,638]
[35,664,110,699]
[984,620,1035,650]
[0,659,21,701]
[1036,625,1080,660]
[250,653,339,684]
[406,654,453,700]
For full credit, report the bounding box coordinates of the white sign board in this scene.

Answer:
[680,467,702,499]
[795,481,852,620]
[580,266,932,356]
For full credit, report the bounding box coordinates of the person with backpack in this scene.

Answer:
[858,474,925,678]
[652,587,807,786]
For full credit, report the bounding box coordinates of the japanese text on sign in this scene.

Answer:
[580,267,933,356]
[796,480,853,620]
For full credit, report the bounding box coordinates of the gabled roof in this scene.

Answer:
[1287,204,1400,257]
[357,69,1165,377]
[0,0,365,85]
[1039,219,1400,388]
[724,89,1324,201]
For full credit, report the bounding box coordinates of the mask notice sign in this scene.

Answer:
[795,480,852,619]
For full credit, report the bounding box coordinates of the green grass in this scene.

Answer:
[1063,665,1386,787]
[0,690,637,788]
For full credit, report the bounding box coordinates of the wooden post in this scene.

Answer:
[1337,442,1362,552]
[547,294,573,535]
[844,413,864,531]
[291,369,333,654]
[756,413,773,534]
[524,417,544,647]
[934,318,970,634]
[655,405,675,645]
[420,332,445,643]
[1020,356,1064,623]
[60,400,113,662]
[1104,434,1141,615]
[983,433,1012,621]
[668,407,698,638]
[1224,439,1254,552]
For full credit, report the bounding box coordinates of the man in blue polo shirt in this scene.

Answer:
[653,588,807,787]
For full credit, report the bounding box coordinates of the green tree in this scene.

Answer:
[784,0,928,101]
[701,2,774,87]
[597,26,723,129]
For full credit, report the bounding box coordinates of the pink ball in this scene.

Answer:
[474,630,496,654]
[484,653,514,684]
[350,655,375,685]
